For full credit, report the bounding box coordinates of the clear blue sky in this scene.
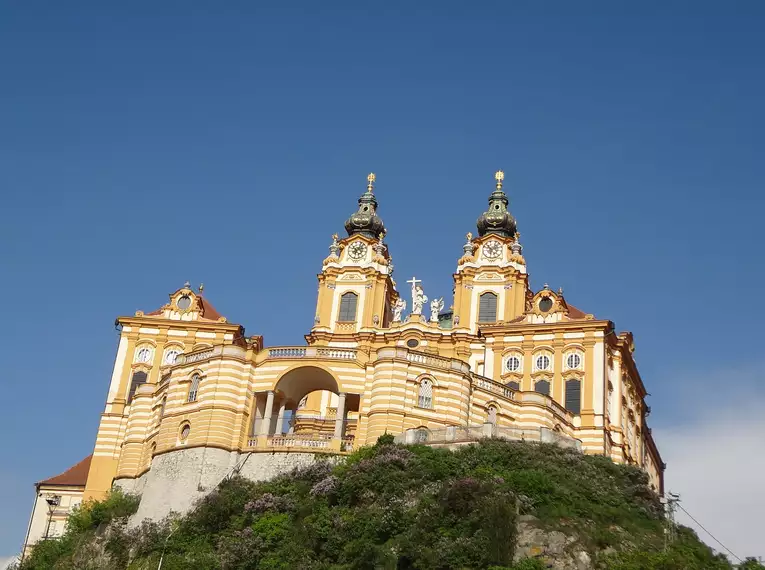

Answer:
[2,1,764,561]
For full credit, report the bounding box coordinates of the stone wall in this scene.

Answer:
[115,447,341,525]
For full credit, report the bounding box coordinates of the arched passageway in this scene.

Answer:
[249,366,360,452]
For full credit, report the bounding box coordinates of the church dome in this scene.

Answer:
[344,173,385,239]
[476,170,517,238]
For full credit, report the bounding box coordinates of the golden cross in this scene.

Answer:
[367,172,376,191]
[495,170,504,190]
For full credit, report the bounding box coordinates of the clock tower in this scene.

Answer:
[452,171,529,333]
[311,174,399,337]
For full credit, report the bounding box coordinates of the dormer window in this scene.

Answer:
[177,295,192,310]
[338,292,358,322]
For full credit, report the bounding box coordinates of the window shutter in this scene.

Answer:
[535,379,550,396]
[127,371,148,404]
[478,292,497,323]
[338,292,358,322]
[565,379,581,414]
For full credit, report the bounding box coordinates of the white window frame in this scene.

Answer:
[134,346,154,364]
[417,378,433,409]
[504,354,522,373]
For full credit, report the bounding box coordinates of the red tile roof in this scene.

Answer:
[567,304,590,320]
[37,455,92,488]
[198,296,222,321]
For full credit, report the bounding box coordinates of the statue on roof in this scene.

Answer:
[407,276,428,316]
[430,297,444,322]
[392,298,406,322]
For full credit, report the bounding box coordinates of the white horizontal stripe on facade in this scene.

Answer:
[502,335,524,342]
[532,334,555,341]
[563,332,585,339]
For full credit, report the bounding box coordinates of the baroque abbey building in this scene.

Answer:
[25,172,664,545]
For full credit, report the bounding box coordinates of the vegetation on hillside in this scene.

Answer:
[18,438,762,570]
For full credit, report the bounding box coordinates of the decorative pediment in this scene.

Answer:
[136,283,227,323]
[524,285,594,324]
[475,272,503,281]
[339,272,364,281]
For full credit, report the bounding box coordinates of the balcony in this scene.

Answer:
[266,346,357,360]
[246,433,355,453]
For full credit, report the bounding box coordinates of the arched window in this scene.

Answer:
[414,427,429,443]
[534,379,550,396]
[187,374,201,403]
[505,380,520,391]
[478,292,497,323]
[127,371,148,404]
[487,405,497,425]
[338,292,358,322]
[565,379,581,414]
[418,378,433,409]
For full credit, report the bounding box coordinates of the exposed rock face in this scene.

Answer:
[514,515,594,570]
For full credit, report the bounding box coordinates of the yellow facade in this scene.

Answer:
[82,171,664,503]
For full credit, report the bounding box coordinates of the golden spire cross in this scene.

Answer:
[367,172,376,192]
[495,170,504,191]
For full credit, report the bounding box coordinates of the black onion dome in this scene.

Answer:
[344,173,385,239]
[476,170,517,238]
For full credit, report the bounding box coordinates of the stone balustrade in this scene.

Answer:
[267,346,357,360]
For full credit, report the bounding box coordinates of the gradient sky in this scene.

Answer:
[1,1,764,562]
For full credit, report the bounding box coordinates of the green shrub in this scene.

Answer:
[21,440,741,570]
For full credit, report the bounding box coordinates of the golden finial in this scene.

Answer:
[331,233,338,241]
[466,231,473,242]
[495,170,504,191]
[199,283,204,293]
[367,172,376,192]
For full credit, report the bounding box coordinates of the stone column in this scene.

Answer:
[333,392,347,443]
[274,400,287,435]
[259,391,275,437]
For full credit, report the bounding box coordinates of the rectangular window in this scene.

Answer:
[565,380,581,414]
[127,371,148,404]
[338,292,358,322]
[478,292,497,323]
[188,374,201,402]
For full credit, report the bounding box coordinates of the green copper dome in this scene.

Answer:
[476,170,517,238]
[344,173,385,239]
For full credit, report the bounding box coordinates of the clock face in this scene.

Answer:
[483,240,503,260]
[348,241,367,261]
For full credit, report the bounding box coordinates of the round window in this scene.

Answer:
[505,355,521,372]
[566,353,582,369]
[164,349,181,366]
[180,424,190,441]
[177,295,192,310]
[406,339,419,348]
[535,355,551,371]
[136,348,152,363]
[539,297,553,312]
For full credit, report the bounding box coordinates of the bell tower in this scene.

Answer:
[452,171,529,333]
[311,174,399,336]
